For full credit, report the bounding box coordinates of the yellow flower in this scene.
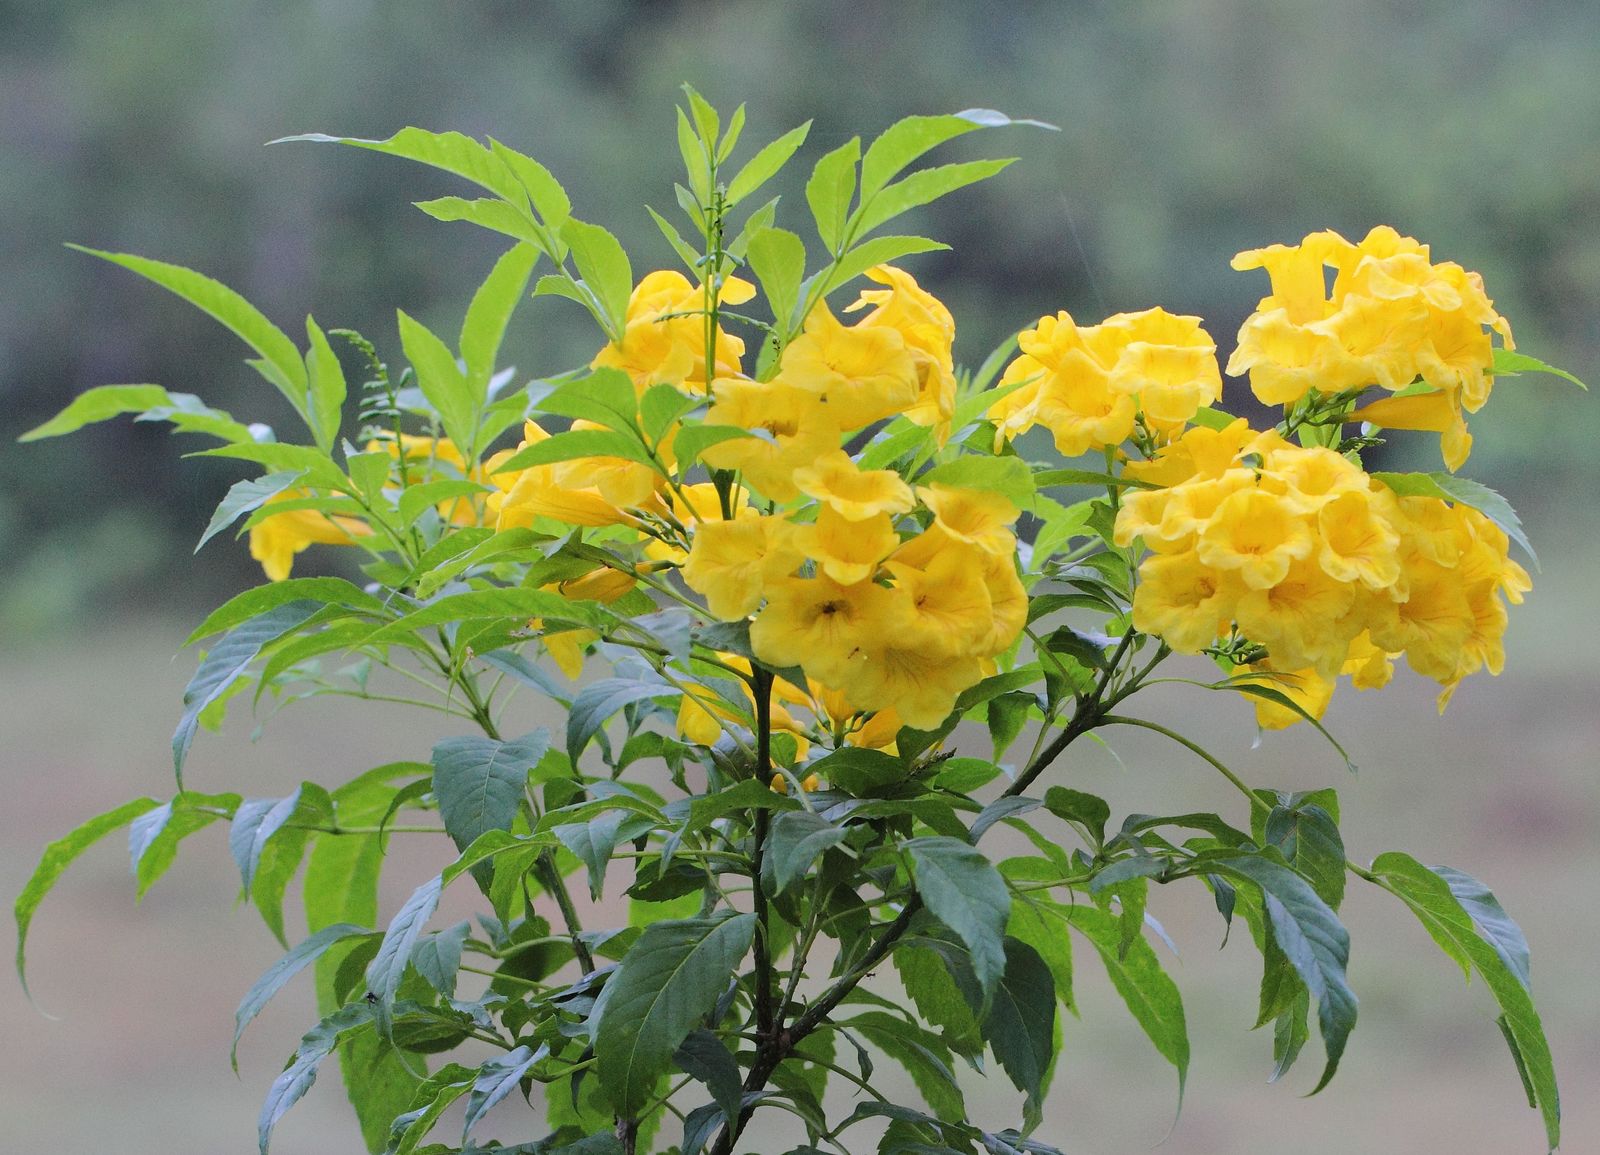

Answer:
[1101,307,1224,429]
[700,377,840,503]
[1315,489,1403,589]
[779,303,920,430]
[915,483,1018,557]
[792,450,915,521]
[1366,559,1475,684]
[248,492,370,581]
[799,506,901,586]
[1129,549,1239,653]
[1196,487,1314,590]
[988,311,1137,454]
[1231,230,1353,324]
[494,421,635,529]
[884,547,995,658]
[1233,559,1358,674]
[750,574,900,685]
[831,642,981,731]
[1351,389,1473,471]
[591,270,755,391]
[1227,308,1362,406]
[681,514,804,621]
[846,265,959,438]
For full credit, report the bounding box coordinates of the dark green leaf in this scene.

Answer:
[463,1044,543,1140]
[567,678,673,767]
[1262,798,1346,909]
[232,923,368,1070]
[365,875,443,1039]
[196,471,305,552]
[906,836,1010,1008]
[1433,865,1531,988]
[848,1011,965,1123]
[432,730,551,859]
[970,797,1041,843]
[674,1029,743,1134]
[413,920,470,998]
[231,788,305,893]
[982,938,1057,1126]
[763,810,847,894]
[1042,787,1110,848]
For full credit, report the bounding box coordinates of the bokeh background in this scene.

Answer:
[3,3,1597,1153]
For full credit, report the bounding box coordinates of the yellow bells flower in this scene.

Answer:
[1353,386,1473,471]
[1241,663,1337,730]
[990,312,1138,455]
[1311,292,1430,392]
[1129,549,1241,653]
[884,548,995,658]
[799,507,901,586]
[551,420,662,511]
[494,421,635,529]
[833,641,981,731]
[248,492,371,582]
[846,265,959,438]
[1231,230,1353,324]
[750,574,900,685]
[770,772,822,794]
[1227,308,1364,406]
[1196,487,1314,590]
[1101,307,1224,428]
[1366,559,1475,684]
[681,514,804,621]
[1342,631,1398,692]
[975,549,1028,656]
[1315,489,1403,589]
[915,483,1018,557]
[779,303,919,430]
[1259,444,1370,513]
[792,450,915,522]
[1233,558,1358,675]
[643,481,749,566]
[700,377,840,503]
[1117,469,1254,552]
[591,270,755,392]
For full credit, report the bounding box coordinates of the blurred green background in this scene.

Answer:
[3,2,1596,1153]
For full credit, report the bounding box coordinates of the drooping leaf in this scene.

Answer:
[365,875,443,1039]
[431,730,551,861]
[969,797,1042,844]
[231,788,305,893]
[232,923,369,1070]
[462,1044,544,1140]
[258,1002,376,1154]
[673,1029,743,1135]
[276,128,530,209]
[128,791,239,897]
[1432,864,1532,989]
[592,912,757,1115]
[19,383,172,441]
[847,1011,966,1123]
[982,937,1058,1127]
[762,810,847,895]
[412,920,471,998]
[1260,795,1346,909]
[905,836,1011,1009]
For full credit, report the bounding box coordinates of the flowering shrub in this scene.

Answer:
[16,92,1583,1154]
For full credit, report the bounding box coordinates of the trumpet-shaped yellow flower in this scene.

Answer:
[988,311,1137,454]
[799,507,902,586]
[1101,307,1224,429]
[1315,489,1403,589]
[494,421,637,529]
[846,265,959,438]
[248,492,370,581]
[916,483,1018,557]
[1129,549,1239,653]
[681,514,804,621]
[750,574,900,685]
[779,303,920,430]
[792,450,915,521]
[1196,488,1314,589]
[1233,559,1358,674]
[1352,389,1473,472]
[700,377,840,503]
[885,547,995,658]
[591,270,755,391]
[832,641,981,731]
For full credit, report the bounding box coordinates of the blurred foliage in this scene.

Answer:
[3,0,1596,634]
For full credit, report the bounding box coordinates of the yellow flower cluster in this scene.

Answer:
[1228,226,1514,470]
[987,307,1223,454]
[1115,421,1530,725]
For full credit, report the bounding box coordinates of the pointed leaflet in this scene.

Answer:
[413,921,470,997]
[674,1029,743,1135]
[983,938,1058,1128]
[368,587,602,645]
[19,384,171,441]
[258,1002,376,1154]
[1432,865,1532,989]
[1372,471,1538,569]
[859,109,1052,201]
[431,730,551,855]
[15,797,161,996]
[232,923,368,1069]
[185,577,387,643]
[763,810,847,895]
[905,836,1010,1008]
[68,246,309,417]
[384,1064,476,1155]
[1492,347,1587,390]
[365,874,443,1039]
[846,1012,966,1123]
[1211,854,1355,1093]
[462,1044,544,1140]
[1370,852,1559,1150]
[231,788,305,892]
[275,129,530,209]
[460,243,540,394]
[724,120,812,207]
[128,792,239,898]
[560,219,632,342]
[1260,794,1346,909]
[567,677,675,766]
[303,315,346,451]
[806,137,860,253]
[174,600,322,781]
[196,471,304,552]
[744,226,807,332]
[397,309,476,457]
[593,912,756,1115]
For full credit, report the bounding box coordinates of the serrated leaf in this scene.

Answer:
[490,138,572,230]
[397,309,476,457]
[969,796,1041,844]
[847,1011,965,1123]
[534,367,641,433]
[432,730,551,862]
[277,128,529,208]
[68,246,309,417]
[674,1029,743,1134]
[1432,865,1531,989]
[19,383,172,441]
[462,1043,543,1140]
[187,578,386,644]
[906,836,1010,1009]
[725,120,812,207]
[921,455,1035,508]
[365,875,443,1039]
[982,937,1057,1126]
[763,810,847,894]
[1042,786,1110,848]
[1262,800,1346,909]
[231,788,304,893]
[593,912,757,1115]
[561,219,632,342]
[492,427,656,473]
[174,601,323,780]
[413,195,546,246]
[566,677,673,767]
[303,316,346,451]
[258,1002,376,1154]
[368,587,602,645]
[806,138,860,253]
[232,923,368,1069]
[853,158,1015,238]
[816,235,949,300]
[1492,347,1587,390]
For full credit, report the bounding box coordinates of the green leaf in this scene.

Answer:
[196,471,305,552]
[725,121,812,207]
[853,158,1015,237]
[230,788,305,893]
[492,427,656,473]
[815,235,949,299]
[1212,854,1356,1093]
[68,246,309,416]
[1033,468,1159,491]
[806,137,861,252]
[1261,797,1346,909]
[397,309,477,457]
[1042,787,1110,848]
[258,1002,376,1154]
[175,601,323,781]
[490,138,572,230]
[567,677,674,767]
[463,1044,543,1140]
[745,226,808,331]
[195,440,348,488]
[126,792,239,898]
[413,196,546,246]
[674,1029,743,1135]
[905,836,1010,1009]
[365,875,443,1039]
[920,455,1035,508]
[982,937,1058,1127]
[1433,865,1531,988]
[385,1065,476,1155]
[848,1012,965,1123]
[277,128,529,209]
[1006,900,1075,1015]
[554,810,647,901]
[561,219,632,342]
[592,912,757,1115]
[534,367,641,433]
[1372,471,1537,568]
[969,797,1042,844]
[397,479,491,528]
[859,108,1051,200]
[15,797,161,997]
[186,578,387,643]
[303,316,347,452]
[763,810,847,894]
[368,587,602,645]
[669,424,757,470]
[894,939,983,1057]
[1063,903,1189,1094]
[18,383,171,441]
[431,730,551,864]
[1371,852,1559,1149]
[460,243,540,393]
[232,923,368,1070]
[1492,347,1587,390]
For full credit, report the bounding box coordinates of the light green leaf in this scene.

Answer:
[1006,899,1074,1015]
[397,479,491,528]
[905,836,1010,1009]
[1371,852,1559,1150]
[413,196,545,246]
[276,128,529,209]
[492,427,656,474]
[460,243,540,393]
[232,923,368,1070]
[534,367,641,433]
[1371,470,1537,569]
[745,225,808,331]
[853,158,1015,238]
[1433,865,1531,988]
[186,578,387,643]
[560,219,632,342]
[194,441,347,488]
[175,601,323,781]
[196,471,305,552]
[860,108,1052,201]
[725,120,812,207]
[68,246,308,415]
[367,587,603,644]
[1492,347,1586,390]
[815,234,950,299]
[488,140,571,233]
[592,912,757,1116]
[15,797,161,997]
[920,455,1036,508]
[669,424,756,470]
[304,316,347,451]
[646,205,703,271]
[806,137,861,252]
[18,384,171,441]
[397,309,476,457]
